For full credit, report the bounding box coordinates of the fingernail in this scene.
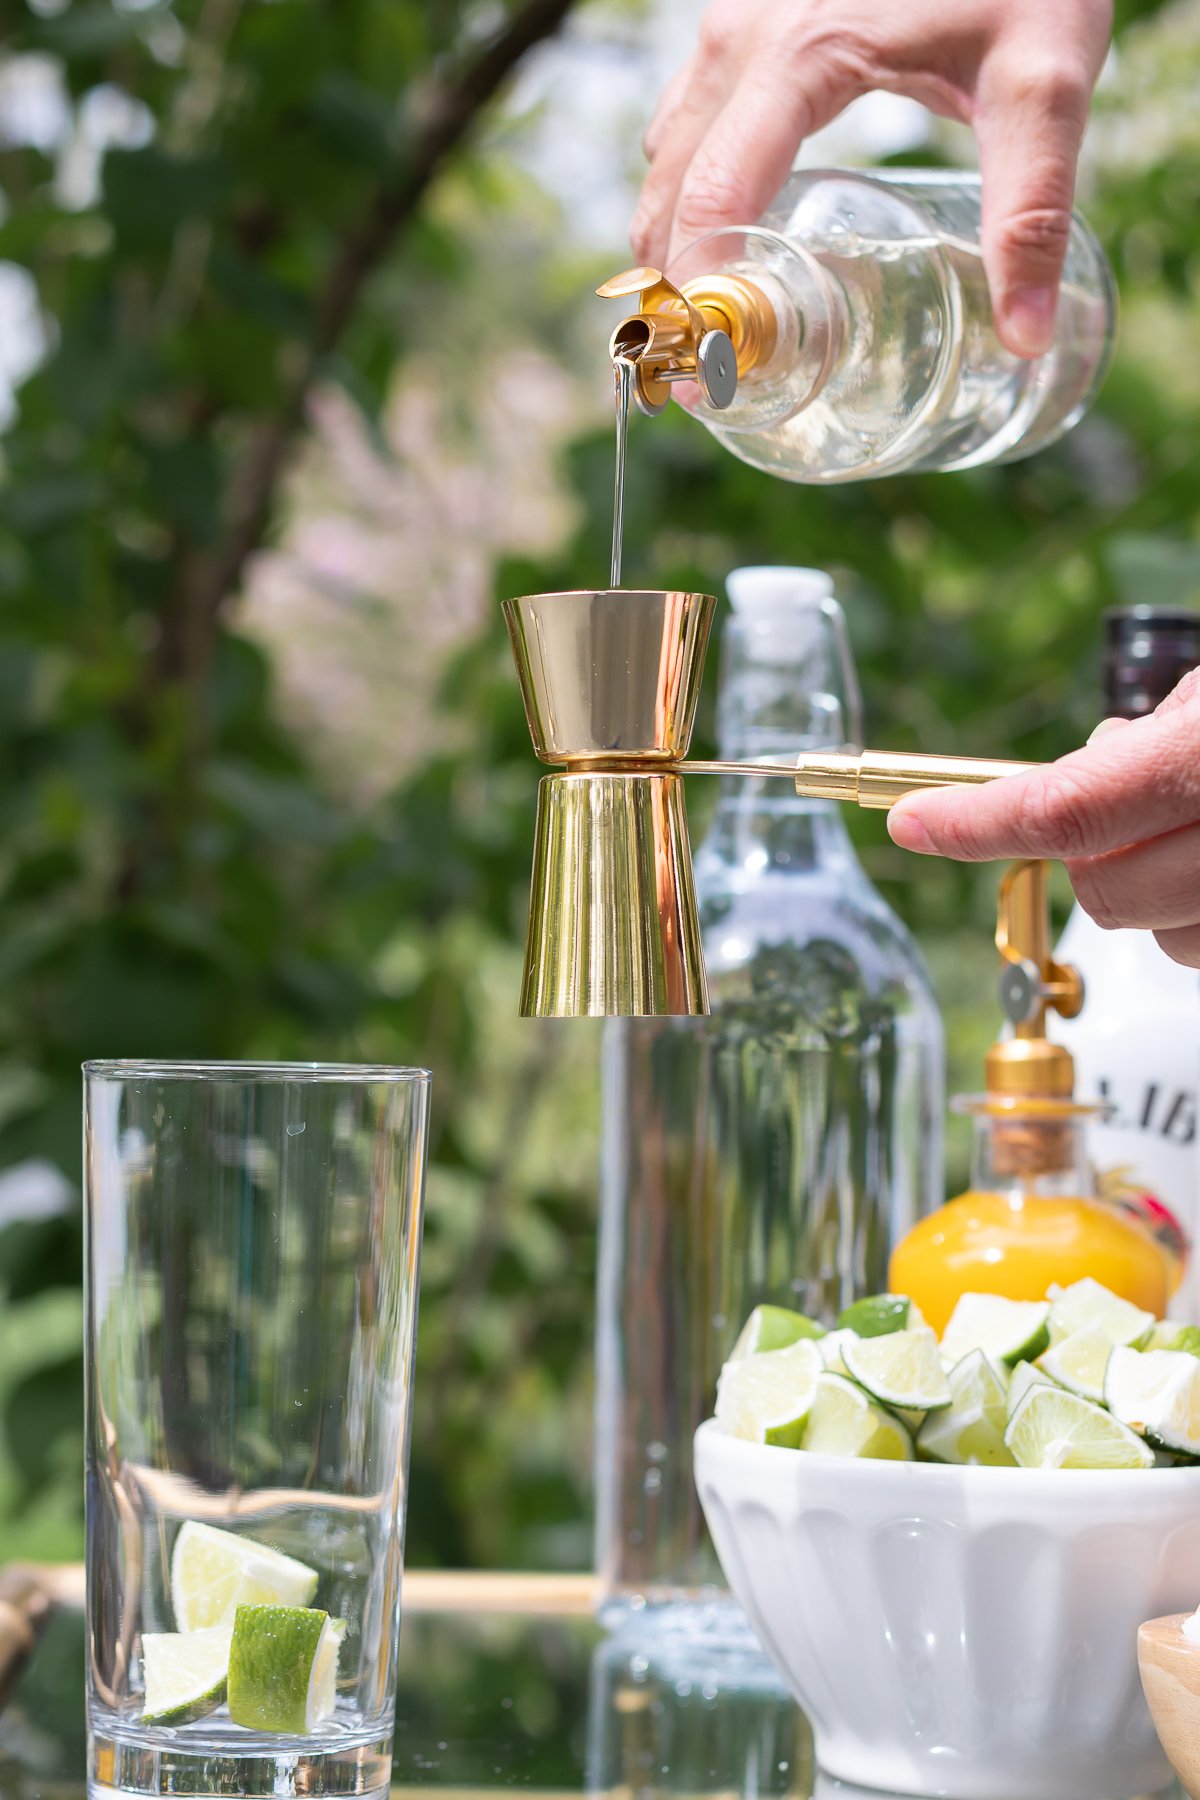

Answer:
[887,809,934,854]
[1004,286,1056,357]
[1087,716,1127,745]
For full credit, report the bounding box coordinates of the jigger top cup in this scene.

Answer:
[501,589,716,767]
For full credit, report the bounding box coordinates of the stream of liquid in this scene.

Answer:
[610,357,633,589]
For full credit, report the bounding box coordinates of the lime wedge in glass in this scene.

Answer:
[1047,1277,1155,1350]
[1006,1358,1055,1418]
[227,1604,341,1735]
[141,1625,232,1726]
[803,1372,913,1461]
[918,1349,1014,1466]
[836,1294,913,1339]
[715,1338,823,1447]
[171,1521,319,1634]
[1005,1383,1153,1469]
[730,1303,825,1360]
[1105,1346,1200,1454]
[842,1326,950,1412]
[940,1294,1050,1368]
[1036,1323,1114,1404]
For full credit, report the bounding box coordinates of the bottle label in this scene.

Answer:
[1095,1077,1196,1146]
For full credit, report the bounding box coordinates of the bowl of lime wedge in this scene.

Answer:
[694,1279,1200,1800]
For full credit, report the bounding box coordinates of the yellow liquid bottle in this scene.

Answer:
[890,1096,1170,1336]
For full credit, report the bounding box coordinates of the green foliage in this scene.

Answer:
[0,0,1198,1575]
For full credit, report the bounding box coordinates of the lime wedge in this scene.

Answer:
[817,1328,859,1375]
[918,1349,1014,1466]
[940,1294,1050,1368]
[715,1338,823,1447]
[1036,1323,1114,1404]
[1005,1383,1153,1470]
[1171,1326,1200,1359]
[172,1521,318,1634]
[1105,1346,1200,1454]
[1047,1277,1155,1350]
[804,1372,913,1461]
[836,1294,912,1338]
[141,1625,232,1726]
[227,1604,340,1735]
[1006,1358,1055,1418]
[842,1326,950,1412]
[1146,1320,1182,1351]
[730,1304,825,1359]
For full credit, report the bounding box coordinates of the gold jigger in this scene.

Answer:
[503,590,715,1017]
[523,772,707,1016]
[503,588,1043,1019]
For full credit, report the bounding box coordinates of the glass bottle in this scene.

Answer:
[891,1096,1170,1336]
[640,169,1115,482]
[594,565,944,1636]
[1055,606,1200,1314]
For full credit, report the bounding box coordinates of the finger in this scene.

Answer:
[666,49,864,265]
[972,51,1092,355]
[1066,822,1200,931]
[644,58,695,162]
[887,705,1200,863]
[1154,923,1200,970]
[631,53,738,265]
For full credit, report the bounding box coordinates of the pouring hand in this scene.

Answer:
[632,0,1112,357]
[887,671,1200,969]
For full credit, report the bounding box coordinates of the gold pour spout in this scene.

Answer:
[987,859,1084,1099]
[597,266,777,416]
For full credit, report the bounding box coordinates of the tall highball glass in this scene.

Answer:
[84,1061,430,1800]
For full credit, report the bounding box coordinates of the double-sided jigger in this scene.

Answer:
[502,589,1040,1018]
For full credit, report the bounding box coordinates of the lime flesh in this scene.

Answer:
[142,1625,232,1725]
[1047,1277,1155,1350]
[1005,1383,1153,1470]
[842,1326,950,1412]
[940,1294,1050,1368]
[171,1521,318,1634]
[804,1373,913,1462]
[919,1349,1014,1466]
[1105,1346,1200,1454]
[715,1338,823,1447]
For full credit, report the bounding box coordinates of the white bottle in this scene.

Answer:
[1055,606,1200,1314]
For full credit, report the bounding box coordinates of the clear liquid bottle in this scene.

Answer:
[612,169,1115,483]
[594,566,944,1637]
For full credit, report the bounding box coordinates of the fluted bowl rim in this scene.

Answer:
[696,1414,1200,1493]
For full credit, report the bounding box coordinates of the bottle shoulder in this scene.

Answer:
[1056,904,1200,1012]
[697,863,938,1011]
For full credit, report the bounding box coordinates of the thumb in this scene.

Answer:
[973,56,1091,356]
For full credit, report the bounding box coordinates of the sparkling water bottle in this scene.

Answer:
[594,566,944,1636]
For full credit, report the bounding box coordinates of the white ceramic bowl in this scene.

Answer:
[695,1417,1200,1800]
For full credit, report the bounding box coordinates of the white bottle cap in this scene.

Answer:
[726,565,835,615]
[721,563,862,752]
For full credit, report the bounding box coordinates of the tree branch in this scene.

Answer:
[166,0,577,667]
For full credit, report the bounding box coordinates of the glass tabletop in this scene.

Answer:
[0,1601,1182,1800]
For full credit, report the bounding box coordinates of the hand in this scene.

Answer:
[887,670,1200,968]
[633,0,1112,356]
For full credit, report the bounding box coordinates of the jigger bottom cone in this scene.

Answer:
[521,771,709,1017]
